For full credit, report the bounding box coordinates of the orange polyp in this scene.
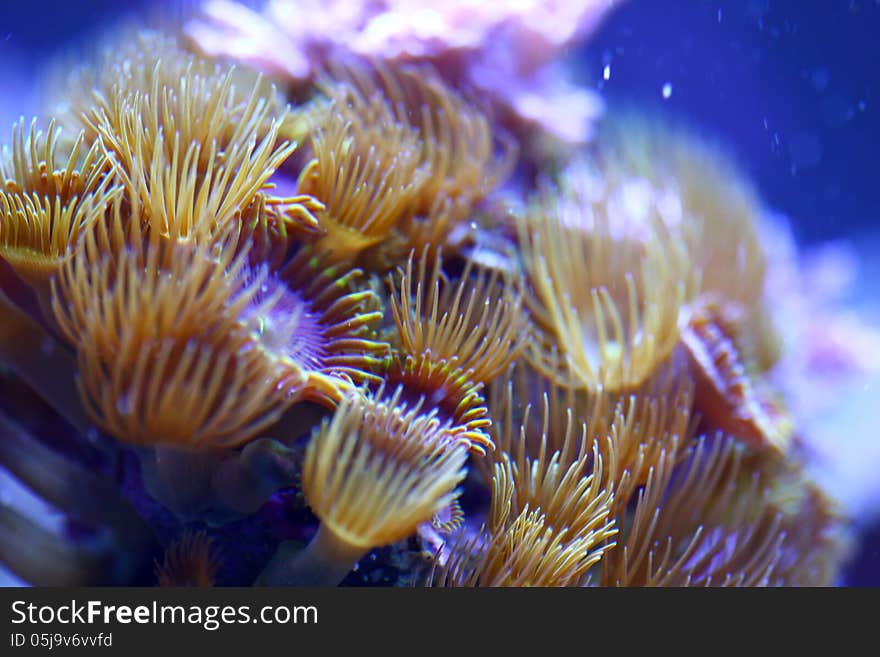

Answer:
[384,353,493,455]
[680,303,792,456]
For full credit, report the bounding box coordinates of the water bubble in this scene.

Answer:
[661,82,673,99]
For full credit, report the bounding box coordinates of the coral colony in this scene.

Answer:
[0,1,854,587]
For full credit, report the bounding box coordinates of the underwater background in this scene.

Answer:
[0,0,877,586]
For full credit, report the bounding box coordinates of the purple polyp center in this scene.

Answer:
[245,277,327,371]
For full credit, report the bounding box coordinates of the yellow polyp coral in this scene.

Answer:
[435,506,602,587]
[503,430,615,550]
[497,366,694,513]
[486,357,695,486]
[390,248,527,382]
[382,248,528,453]
[305,388,468,548]
[434,447,617,587]
[431,499,465,534]
[75,328,289,450]
[0,190,110,290]
[322,62,516,212]
[599,117,781,370]
[298,62,515,269]
[401,69,517,213]
[1,119,113,201]
[680,302,793,455]
[600,435,786,587]
[295,98,427,264]
[86,63,304,242]
[434,385,618,588]
[519,162,698,393]
[234,191,326,269]
[50,195,387,449]
[51,29,285,149]
[52,221,299,450]
[0,21,855,589]
[58,29,324,261]
[258,388,468,585]
[387,355,495,455]
[0,119,119,291]
[156,530,223,587]
[606,120,767,303]
[599,379,697,511]
[486,359,584,464]
[255,246,391,407]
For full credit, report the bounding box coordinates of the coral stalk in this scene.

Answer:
[0,289,90,433]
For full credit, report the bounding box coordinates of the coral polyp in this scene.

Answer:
[87,66,300,243]
[296,62,515,269]
[155,531,223,587]
[0,190,107,290]
[389,249,526,383]
[251,247,391,407]
[295,95,427,265]
[1,119,112,202]
[259,388,468,585]
[383,248,528,453]
[435,447,617,587]
[52,223,297,450]
[519,162,697,393]
[680,302,792,455]
[0,119,118,291]
[0,9,856,589]
[599,435,785,587]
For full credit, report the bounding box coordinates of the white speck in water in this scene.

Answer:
[661,82,673,99]
[469,221,478,231]
[603,64,611,81]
